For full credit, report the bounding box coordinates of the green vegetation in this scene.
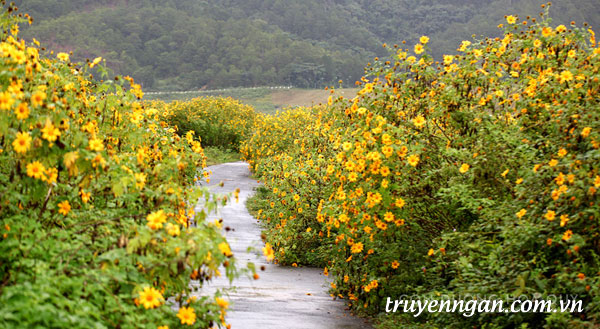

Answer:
[15,0,600,91]
[203,147,242,167]
[241,11,600,328]
[0,4,251,328]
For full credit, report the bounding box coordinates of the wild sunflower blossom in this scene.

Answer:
[41,121,60,142]
[176,306,196,325]
[57,200,71,216]
[26,161,46,179]
[146,210,167,230]
[407,154,419,167]
[138,286,163,309]
[88,138,104,152]
[12,131,31,153]
[414,44,424,55]
[263,242,275,261]
[14,102,29,119]
[351,242,364,253]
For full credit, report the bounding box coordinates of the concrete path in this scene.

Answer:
[193,161,371,329]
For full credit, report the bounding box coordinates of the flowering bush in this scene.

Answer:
[158,97,260,151]
[243,9,600,328]
[0,5,247,328]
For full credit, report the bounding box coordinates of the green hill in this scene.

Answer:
[15,0,600,90]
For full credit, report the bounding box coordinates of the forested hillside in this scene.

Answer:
[15,0,600,90]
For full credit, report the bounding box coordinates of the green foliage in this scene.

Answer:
[14,0,600,90]
[0,5,247,328]
[203,146,241,167]
[155,97,260,152]
[242,11,600,328]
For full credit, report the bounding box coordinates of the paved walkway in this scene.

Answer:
[193,161,371,329]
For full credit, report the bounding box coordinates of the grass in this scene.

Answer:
[203,146,241,166]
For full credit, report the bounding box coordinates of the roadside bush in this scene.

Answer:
[243,10,600,328]
[160,97,260,151]
[242,106,343,265]
[0,5,246,328]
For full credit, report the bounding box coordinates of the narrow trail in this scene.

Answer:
[193,162,371,329]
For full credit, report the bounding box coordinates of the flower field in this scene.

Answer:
[242,9,600,328]
[0,5,253,328]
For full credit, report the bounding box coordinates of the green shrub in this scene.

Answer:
[242,11,600,328]
[0,6,248,328]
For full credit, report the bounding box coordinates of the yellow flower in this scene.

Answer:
[351,242,364,254]
[383,212,395,222]
[559,70,573,83]
[581,127,591,138]
[419,36,429,44]
[56,52,69,61]
[263,242,275,261]
[31,90,46,107]
[219,242,233,257]
[166,223,180,237]
[533,39,542,48]
[44,168,58,184]
[41,121,60,142]
[57,200,71,216]
[146,210,167,230]
[562,229,573,241]
[381,145,393,157]
[88,138,104,152]
[177,307,196,325]
[79,190,91,203]
[12,131,31,154]
[459,163,470,174]
[391,260,400,269]
[516,209,527,219]
[138,286,163,309]
[14,102,29,119]
[414,44,424,55]
[348,172,358,182]
[501,169,509,177]
[458,40,471,52]
[134,172,146,189]
[506,15,517,24]
[541,27,553,37]
[395,197,405,208]
[443,55,453,65]
[342,142,352,151]
[557,149,567,157]
[594,175,600,188]
[215,297,229,309]
[549,159,558,167]
[26,161,46,179]
[407,154,419,167]
[157,326,169,329]
[560,214,569,227]
[0,91,14,110]
[544,210,556,221]
[89,56,102,68]
[413,115,426,128]
[556,25,567,33]
[427,248,434,256]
